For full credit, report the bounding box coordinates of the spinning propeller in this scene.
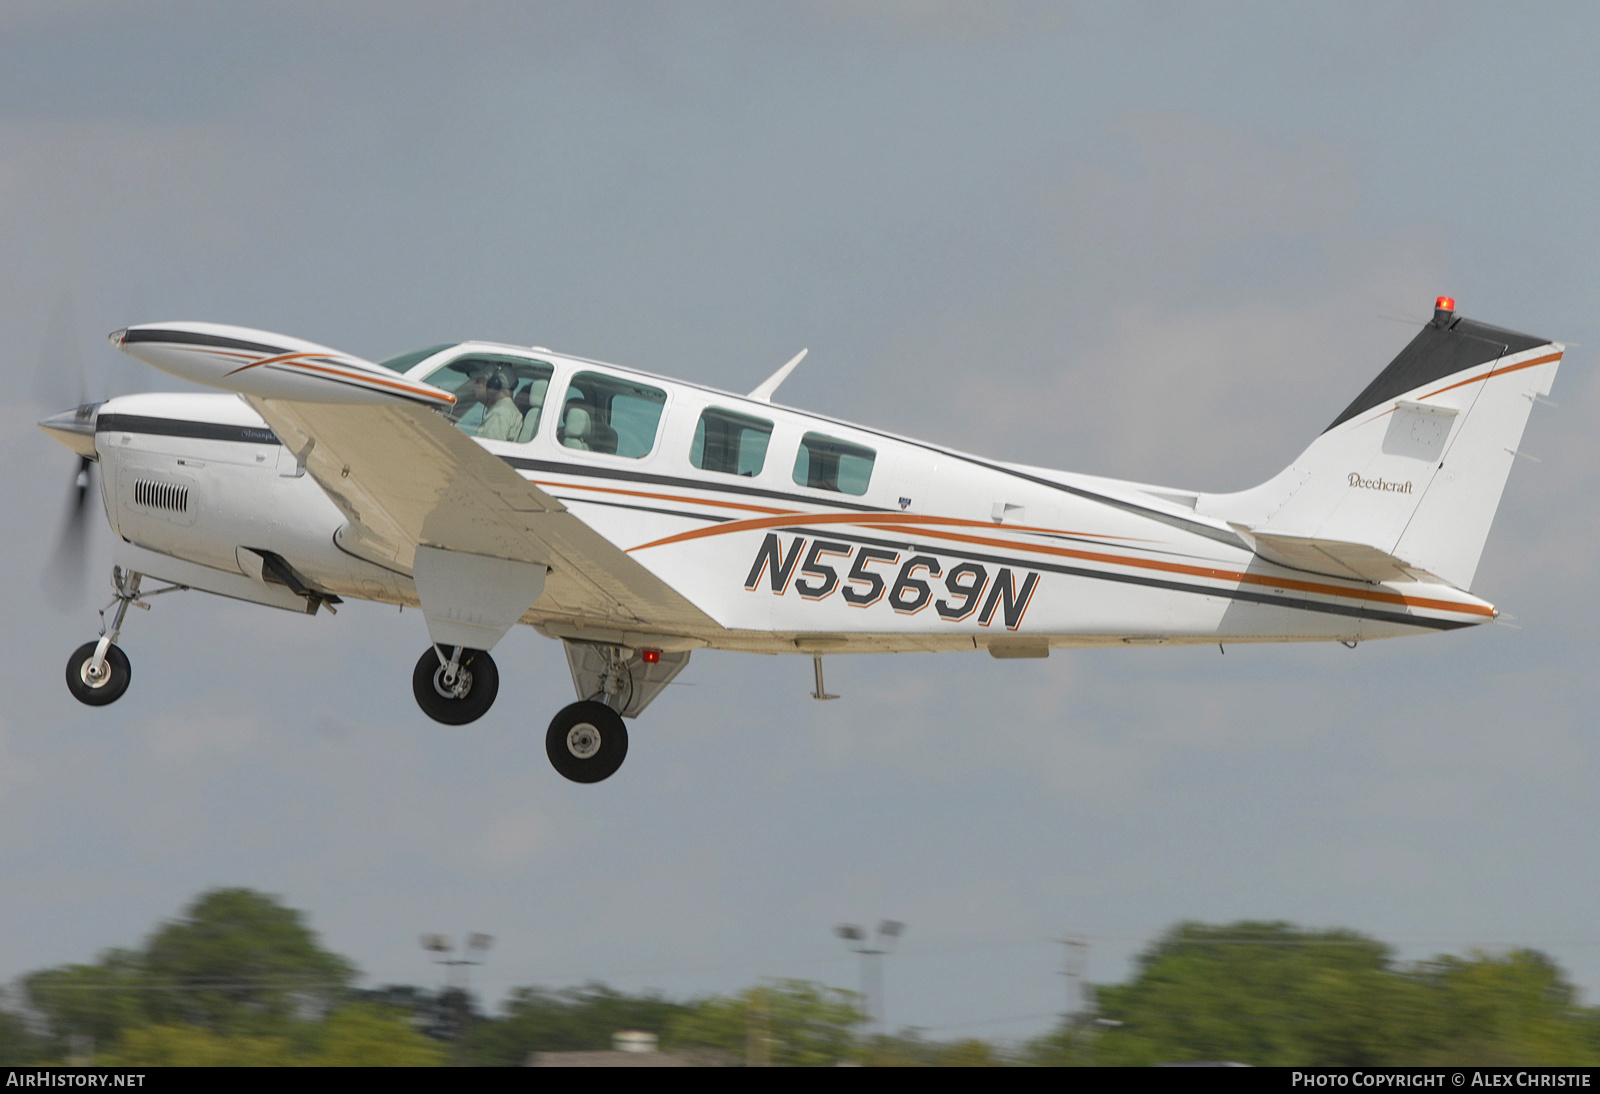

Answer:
[33,291,132,609]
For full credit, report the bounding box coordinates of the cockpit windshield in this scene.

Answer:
[376,343,460,373]
[421,353,555,443]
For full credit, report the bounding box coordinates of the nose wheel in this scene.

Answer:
[66,640,131,706]
[546,701,628,783]
[412,646,499,725]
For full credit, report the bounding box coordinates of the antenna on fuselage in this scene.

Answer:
[748,348,808,403]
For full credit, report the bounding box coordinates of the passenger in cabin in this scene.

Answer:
[477,367,524,442]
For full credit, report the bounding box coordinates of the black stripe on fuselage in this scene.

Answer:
[502,455,887,513]
[97,413,282,446]
[88,414,1384,604]
[769,521,1470,632]
[549,494,737,525]
[122,328,287,355]
[553,493,1468,633]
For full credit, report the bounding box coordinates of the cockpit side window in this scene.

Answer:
[420,354,554,443]
[793,433,875,495]
[557,371,667,458]
[691,408,773,477]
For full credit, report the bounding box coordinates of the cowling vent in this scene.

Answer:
[132,479,189,513]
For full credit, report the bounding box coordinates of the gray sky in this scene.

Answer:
[3,1,1599,1040]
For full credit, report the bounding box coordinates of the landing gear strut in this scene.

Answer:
[411,645,499,725]
[65,568,154,707]
[543,644,645,783]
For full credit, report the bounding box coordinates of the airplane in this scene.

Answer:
[37,296,1561,783]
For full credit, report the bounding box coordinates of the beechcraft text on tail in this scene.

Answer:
[37,297,1562,782]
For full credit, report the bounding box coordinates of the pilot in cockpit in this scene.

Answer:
[476,367,524,442]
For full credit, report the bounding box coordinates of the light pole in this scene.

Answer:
[421,932,492,1057]
[835,920,904,1037]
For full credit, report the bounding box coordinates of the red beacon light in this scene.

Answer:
[1433,296,1456,326]
[641,648,661,664]
[1436,296,1456,312]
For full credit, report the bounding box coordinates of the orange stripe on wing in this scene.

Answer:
[225,351,455,404]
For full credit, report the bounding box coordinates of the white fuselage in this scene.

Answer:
[91,342,1494,655]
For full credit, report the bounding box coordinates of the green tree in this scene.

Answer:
[140,888,355,1035]
[1028,922,1600,1068]
[1402,950,1600,1066]
[863,1032,1006,1066]
[96,1024,298,1067]
[24,948,149,1047]
[668,979,862,1066]
[1086,921,1410,1066]
[0,1007,47,1066]
[309,1004,446,1067]
[467,982,690,1065]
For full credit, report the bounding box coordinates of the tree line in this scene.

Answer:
[3,889,1598,1066]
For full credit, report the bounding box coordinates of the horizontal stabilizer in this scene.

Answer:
[1231,527,1440,584]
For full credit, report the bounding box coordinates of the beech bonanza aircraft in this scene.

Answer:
[38,297,1560,782]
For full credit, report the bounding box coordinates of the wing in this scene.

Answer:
[252,396,717,632]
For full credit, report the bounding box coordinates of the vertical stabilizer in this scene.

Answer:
[1198,299,1561,590]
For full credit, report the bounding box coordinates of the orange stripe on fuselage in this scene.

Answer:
[529,479,797,517]
[624,509,1490,618]
[536,478,1149,542]
[854,523,1489,616]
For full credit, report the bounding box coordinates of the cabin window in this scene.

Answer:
[793,432,875,495]
[557,371,667,458]
[421,354,554,443]
[691,408,773,476]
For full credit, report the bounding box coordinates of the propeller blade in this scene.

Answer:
[43,456,94,610]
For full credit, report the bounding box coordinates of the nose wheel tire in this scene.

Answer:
[66,641,131,706]
[411,647,498,725]
[546,701,628,783]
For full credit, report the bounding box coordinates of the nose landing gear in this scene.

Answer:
[65,567,173,707]
[411,645,499,725]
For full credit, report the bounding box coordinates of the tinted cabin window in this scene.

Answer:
[691,408,773,476]
[421,354,554,443]
[793,433,875,495]
[557,371,667,458]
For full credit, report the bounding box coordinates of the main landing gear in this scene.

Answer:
[546,700,628,784]
[411,646,499,725]
[409,640,688,785]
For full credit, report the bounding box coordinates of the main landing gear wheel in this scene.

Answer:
[66,641,131,706]
[546,701,628,784]
[412,647,499,725]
